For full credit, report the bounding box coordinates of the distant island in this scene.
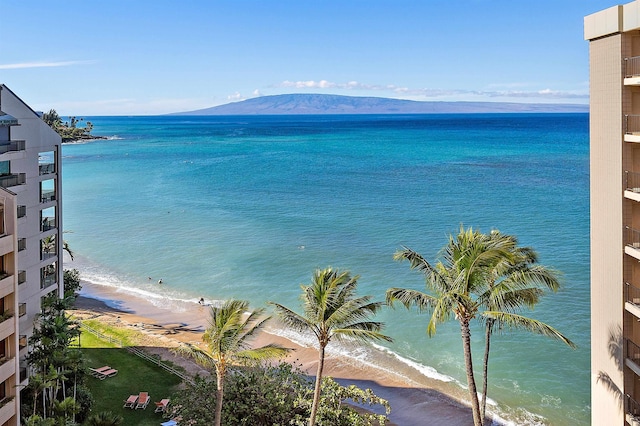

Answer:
[172,94,589,115]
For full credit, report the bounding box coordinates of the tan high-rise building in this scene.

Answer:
[0,85,63,426]
[586,1,640,424]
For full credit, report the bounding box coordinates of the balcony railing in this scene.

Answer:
[0,174,25,189]
[626,56,640,78]
[626,171,640,192]
[0,140,24,155]
[41,250,55,261]
[40,190,55,204]
[40,274,56,290]
[625,226,640,248]
[17,205,25,219]
[627,283,640,306]
[38,163,55,176]
[40,217,55,232]
[628,394,640,418]
[627,115,640,135]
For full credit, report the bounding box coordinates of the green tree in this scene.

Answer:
[173,299,289,426]
[63,269,82,301]
[270,267,392,426]
[170,362,390,426]
[476,230,575,419]
[387,227,575,426]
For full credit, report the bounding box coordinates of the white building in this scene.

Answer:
[0,84,63,426]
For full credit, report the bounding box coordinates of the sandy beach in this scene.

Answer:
[71,282,482,426]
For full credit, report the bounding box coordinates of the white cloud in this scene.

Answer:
[227,92,244,101]
[276,80,588,101]
[0,60,96,70]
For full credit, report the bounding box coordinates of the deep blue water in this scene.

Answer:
[62,114,590,425]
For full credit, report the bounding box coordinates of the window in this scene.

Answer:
[38,151,55,175]
[40,207,55,232]
[18,335,26,350]
[18,303,25,317]
[40,180,55,203]
[0,161,9,176]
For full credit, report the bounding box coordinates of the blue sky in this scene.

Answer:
[1,0,617,115]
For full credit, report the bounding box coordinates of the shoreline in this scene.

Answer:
[73,281,484,426]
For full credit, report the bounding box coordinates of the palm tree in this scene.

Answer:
[173,299,289,426]
[269,267,392,426]
[476,230,575,420]
[84,411,124,426]
[386,227,516,426]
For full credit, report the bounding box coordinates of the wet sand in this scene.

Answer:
[72,283,480,426]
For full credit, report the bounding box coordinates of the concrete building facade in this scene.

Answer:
[0,85,63,425]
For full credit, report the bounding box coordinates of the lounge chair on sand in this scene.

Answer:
[96,368,118,380]
[89,366,110,377]
[136,392,150,409]
[123,394,138,408]
[154,398,170,413]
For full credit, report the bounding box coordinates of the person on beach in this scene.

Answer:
[198,297,205,305]
[158,279,163,284]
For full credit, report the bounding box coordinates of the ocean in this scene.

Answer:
[61,114,590,425]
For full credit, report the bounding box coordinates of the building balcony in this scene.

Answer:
[0,140,25,155]
[40,190,55,204]
[626,115,640,142]
[626,283,640,318]
[627,394,640,426]
[625,226,640,260]
[40,274,56,290]
[627,339,640,376]
[0,174,25,189]
[38,163,55,176]
[0,313,13,342]
[0,234,13,257]
[625,56,640,85]
[0,396,15,426]
[40,217,55,232]
[0,357,16,385]
[0,273,13,300]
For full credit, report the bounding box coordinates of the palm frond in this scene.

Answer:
[482,311,576,348]
[385,287,436,312]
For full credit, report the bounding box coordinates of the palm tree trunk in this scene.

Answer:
[309,344,326,426]
[460,318,483,426]
[215,364,225,426]
[481,320,493,421]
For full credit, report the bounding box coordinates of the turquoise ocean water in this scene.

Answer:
[62,114,590,425]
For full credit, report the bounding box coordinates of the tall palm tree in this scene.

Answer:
[173,299,289,426]
[386,227,516,426]
[476,230,575,420]
[269,267,392,426]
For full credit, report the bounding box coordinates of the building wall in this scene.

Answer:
[0,85,63,426]
[589,32,626,425]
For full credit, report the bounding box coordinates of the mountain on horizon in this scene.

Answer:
[172,93,589,115]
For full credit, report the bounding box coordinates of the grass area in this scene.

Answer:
[78,328,183,425]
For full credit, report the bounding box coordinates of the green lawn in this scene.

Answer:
[78,330,183,425]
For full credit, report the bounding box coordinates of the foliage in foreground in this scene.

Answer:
[169,362,390,426]
[269,267,392,426]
